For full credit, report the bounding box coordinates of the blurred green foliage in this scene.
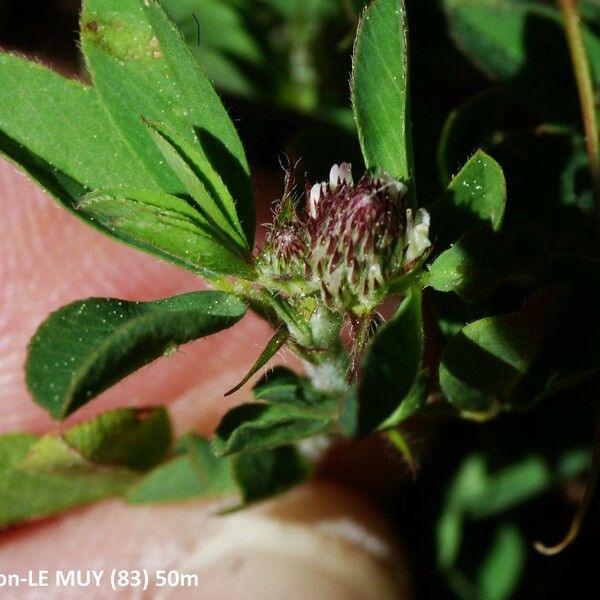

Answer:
[160,0,365,113]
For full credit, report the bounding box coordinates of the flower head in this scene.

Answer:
[261,195,309,279]
[306,164,407,308]
[260,163,431,311]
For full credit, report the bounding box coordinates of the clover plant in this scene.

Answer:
[1,2,600,596]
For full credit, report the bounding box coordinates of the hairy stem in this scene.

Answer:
[348,311,374,379]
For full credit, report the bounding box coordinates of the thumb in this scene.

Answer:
[0,158,276,436]
[0,158,413,599]
[1,483,411,600]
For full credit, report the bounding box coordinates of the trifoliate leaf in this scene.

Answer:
[80,0,255,244]
[78,187,253,278]
[352,0,413,185]
[27,291,246,419]
[231,446,310,504]
[429,150,506,250]
[127,434,238,503]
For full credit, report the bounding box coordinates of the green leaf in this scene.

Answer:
[437,91,505,186]
[225,328,289,396]
[443,0,560,82]
[252,366,336,409]
[351,0,413,184]
[427,227,544,301]
[0,433,138,528]
[439,289,564,416]
[428,290,474,338]
[231,446,310,504]
[436,407,593,599]
[437,90,594,223]
[436,446,590,571]
[26,291,247,419]
[78,187,253,278]
[433,254,600,409]
[429,150,506,250]
[161,0,269,99]
[379,369,430,428]
[64,407,171,470]
[127,456,204,503]
[477,523,526,600]
[144,120,249,250]
[127,434,238,503]
[442,0,600,121]
[0,54,161,212]
[214,403,334,456]
[445,444,592,523]
[80,0,255,244]
[347,289,423,436]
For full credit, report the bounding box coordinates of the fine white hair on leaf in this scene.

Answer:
[304,359,347,393]
[297,434,332,462]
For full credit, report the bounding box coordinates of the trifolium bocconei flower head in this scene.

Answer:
[260,163,431,310]
[307,164,403,308]
[260,195,309,279]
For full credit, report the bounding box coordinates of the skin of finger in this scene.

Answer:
[0,483,412,600]
[0,160,412,598]
[0,159,281,436]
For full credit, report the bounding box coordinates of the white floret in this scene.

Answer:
[309,182,323,218]
[405,207,431,263]
[329,162,353,190]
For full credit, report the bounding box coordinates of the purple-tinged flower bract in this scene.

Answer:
[260,192,310,280]
[259,163,430,312]
[306,165,407,309]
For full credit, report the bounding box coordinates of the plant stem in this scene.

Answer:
[348,311,373,379]
[559,0,600,239]
[553,5,600,551]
